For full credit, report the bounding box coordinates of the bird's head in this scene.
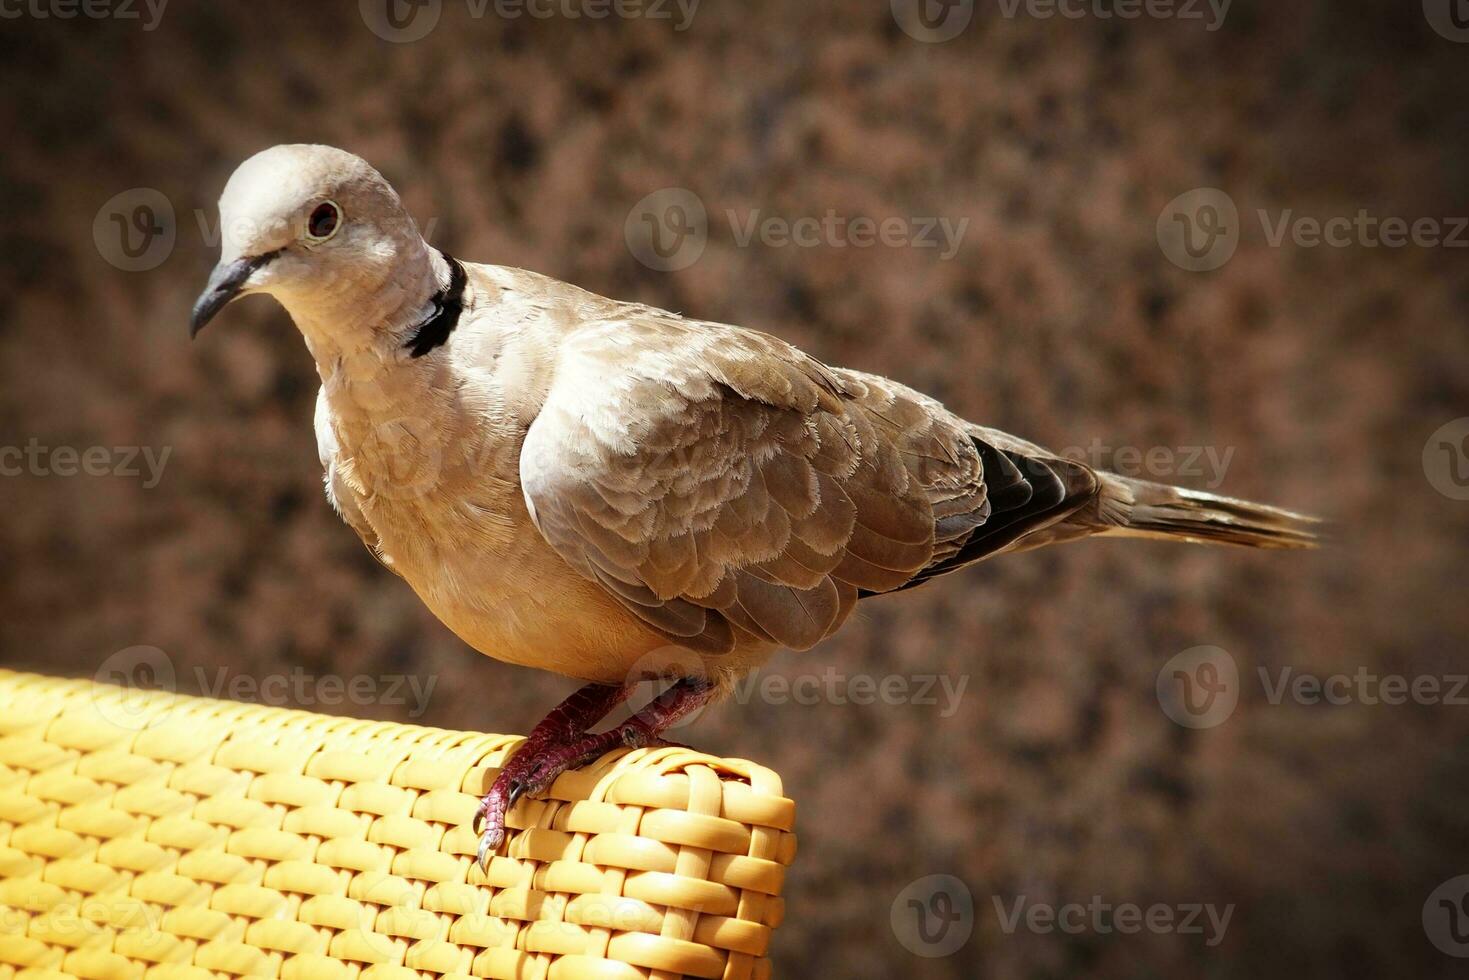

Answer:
[190,144,432,343]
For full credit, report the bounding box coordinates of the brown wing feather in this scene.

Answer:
[521,312,996,653]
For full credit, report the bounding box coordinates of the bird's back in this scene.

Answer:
[312,260,1315,685]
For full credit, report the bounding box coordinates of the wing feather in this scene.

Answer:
[520,312,1089,653]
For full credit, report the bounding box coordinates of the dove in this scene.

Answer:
[190,145,1319,866]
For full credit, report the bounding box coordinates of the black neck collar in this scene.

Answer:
[404,252,466,358]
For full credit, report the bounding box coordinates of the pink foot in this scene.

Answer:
[474,678,715,869]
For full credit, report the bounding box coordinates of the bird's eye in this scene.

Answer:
[306,201,342,241]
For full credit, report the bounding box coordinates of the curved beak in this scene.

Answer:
[189,250,280,338]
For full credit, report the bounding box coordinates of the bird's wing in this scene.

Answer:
[520,311,1033,654]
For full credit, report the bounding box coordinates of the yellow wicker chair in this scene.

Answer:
[0,669,796,980]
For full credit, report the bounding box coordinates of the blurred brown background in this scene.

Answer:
[2,1,1468,976]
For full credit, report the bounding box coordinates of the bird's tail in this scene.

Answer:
[1094,474,1321,550]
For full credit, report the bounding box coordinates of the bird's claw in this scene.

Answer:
[466,685,714,878]
[473,773,529,873]
[504,779,526,812]
[475,827,500,872]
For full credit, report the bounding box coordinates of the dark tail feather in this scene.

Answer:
[1098,475,1321,550]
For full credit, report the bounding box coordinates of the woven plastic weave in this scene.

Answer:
[0,669,796,980]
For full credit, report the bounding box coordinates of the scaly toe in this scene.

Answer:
[476,825,502,872]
